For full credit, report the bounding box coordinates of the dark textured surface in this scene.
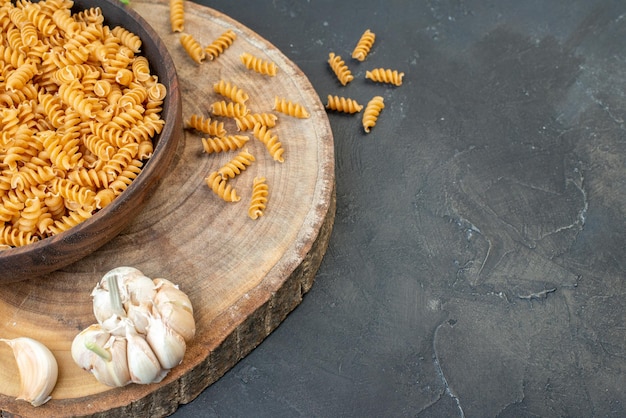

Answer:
[175,1,626,416]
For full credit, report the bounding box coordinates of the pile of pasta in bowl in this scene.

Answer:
[0,0,183,282]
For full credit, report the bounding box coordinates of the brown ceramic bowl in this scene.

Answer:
[0,0,183,283]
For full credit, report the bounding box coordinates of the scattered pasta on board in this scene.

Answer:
[273,97,310,119]
[205,29,237,60]
[169,0,185,32]
[180,33,206,64]
[240,52,278,77]
[248,177,269,220]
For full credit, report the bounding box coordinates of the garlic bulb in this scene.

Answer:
[72,267,195,387]
[0,337,58,407]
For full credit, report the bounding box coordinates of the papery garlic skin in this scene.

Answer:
[1,337,58,407]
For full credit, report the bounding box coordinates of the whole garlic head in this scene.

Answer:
[72,267,195,387]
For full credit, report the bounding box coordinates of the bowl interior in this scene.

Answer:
[0,0,183,282]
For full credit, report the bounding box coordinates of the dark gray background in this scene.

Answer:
[175,1,626,416]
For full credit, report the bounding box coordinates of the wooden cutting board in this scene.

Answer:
[0,1,335,416]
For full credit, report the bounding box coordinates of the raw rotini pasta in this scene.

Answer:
[111,26,142,54]
[201,135,249,154]
[216,149,255,179]
[365,68,404,86]
[205,29,236,60]
[325,95,363,114]
[351,29,376,62]
[240,52,277,76]
[186,114,226,137]
[253,123,284,163]
[0,0,167,248]
[210,100,249,118]
[213,80,249,105]
[328,52,354,86]
[109,159,143,195]
[205,171,240,202]
[235,113,278,131]
[180,33,205,64]
[362,95,385,133]
[248,177,268,220]
[273,96,310,119]
[169,0,185,33]
[0,224,38,247]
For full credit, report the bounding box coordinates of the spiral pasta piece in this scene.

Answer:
[9,8,38,47]
[180,33,205,64]
[235,113,278,131]
[213,80,249,105]
[328,52,353,86]
[210,100,249,118]
[365,68,404,86]
[205,171,240,202]
[186,114,226,137]
[46,208,93,235]
[217,149,255,179]
[248,177,268,220]
[103,143,139,180]
[0,224,39,247]
[362,95,385,133]
[109,159,143,195]
[325,95,363,114]
[273,96,310,119]
[240,52,277,76]
[83,133,116,161]
[67,167,110,189]
[15,197,49,234]
[201,135,249,154]
[52,8,80,35]
[169,0,185,33]
[205,29,236,60]
[351,29,376,61]
[24,4,57,37]
[253,123,284,163]
[10,165,56,192]
[111,26,142,53]
[6,62,39,92]
[52,178,97,208]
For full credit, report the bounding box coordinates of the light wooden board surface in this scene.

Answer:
[0,1,335,416]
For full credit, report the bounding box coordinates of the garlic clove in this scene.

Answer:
[153,278,194,314]
[124,274,156,307]
[91,286,116,325]
[91,336,131,387]
[156,301,196,343]
[71,324,132,387]
[71,324,110,369]
[1,337,58,407]
[146,315,186,370]
[127,301,152,335]
[125,325,167,384]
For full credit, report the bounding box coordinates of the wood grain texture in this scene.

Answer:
[0,1,335,416]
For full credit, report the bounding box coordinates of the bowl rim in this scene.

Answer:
[0,0,182,281]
